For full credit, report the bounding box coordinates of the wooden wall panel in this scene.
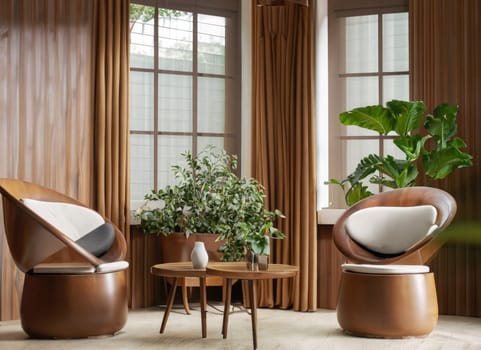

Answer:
[0,0,94,321]
[128,226,165,309]
[317,225,344,309]
[429,244,481,316]
[410,0,481,317]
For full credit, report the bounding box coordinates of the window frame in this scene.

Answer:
[129,0,242,207]
[325,0,409,209]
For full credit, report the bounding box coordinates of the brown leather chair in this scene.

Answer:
[333,186,456,338]
[0,179,129,338]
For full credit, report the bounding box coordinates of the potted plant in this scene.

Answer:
[134,145,285,263]
[326,100,473,206]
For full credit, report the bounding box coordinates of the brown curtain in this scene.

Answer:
[91,0,131,305]
[410,0,481,316]
[0,0,95,320]
[92,0,130,244]
[251,0,317,311]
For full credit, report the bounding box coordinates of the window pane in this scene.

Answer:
[198,77,225,133]
[345,76,379,110]
[158,74,192,132]
[383,13,409,72]
[344,15,378,74]
[157,136,192,189]
[345,76,378,136]
[130,6,155,69]
[198,137,225,154]
[383,75,409,105]
[198,14,226,75]
[130,134,154,201]
[130,71,154,131]
[158,10,193,72]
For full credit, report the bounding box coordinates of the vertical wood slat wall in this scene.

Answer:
[0,0,94,321]
[410,0,481,316]
[317,225,344,309]
[129,226,165,309]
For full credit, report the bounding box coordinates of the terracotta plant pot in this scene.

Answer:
[158,232,223,263]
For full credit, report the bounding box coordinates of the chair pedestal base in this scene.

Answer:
[21,270,128,338]
[337,271,438,338]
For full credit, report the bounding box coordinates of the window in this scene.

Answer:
[129,1,241,208]
[323,0,409,208]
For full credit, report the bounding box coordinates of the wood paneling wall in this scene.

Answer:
[0,0,94,321]
[317,225,344,309]
[128,226,165,309]
[410,0,481,316]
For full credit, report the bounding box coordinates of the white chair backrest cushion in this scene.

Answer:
[22,198,105,241]
[345,205,438,255]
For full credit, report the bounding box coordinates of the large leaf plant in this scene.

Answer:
[134,145,285,261]
[326,100,473,206]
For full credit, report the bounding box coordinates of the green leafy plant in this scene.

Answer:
[326,100,473,206]
[134,145,285,261]
[129,4,187,32]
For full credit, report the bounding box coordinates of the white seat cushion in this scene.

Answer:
[345,205,438,255]
[22,198,105,241]
[342,263,430,274]
[96,261,129,273]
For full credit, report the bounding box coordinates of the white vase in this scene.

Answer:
[191,241,209,269]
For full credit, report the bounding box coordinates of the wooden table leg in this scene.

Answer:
[248,279,258,350]
[160,277,178,333]
[222,278,232,339]
[199,276,207,338]
[181,285,191,315]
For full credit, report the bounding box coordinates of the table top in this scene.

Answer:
[151,262,208,277]
[206,262,298,280]
[151,261,298,280]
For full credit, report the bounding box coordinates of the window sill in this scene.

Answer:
[317,208,345,225]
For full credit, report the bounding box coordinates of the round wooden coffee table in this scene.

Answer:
[206,262,298,350]
[151,262,209,338]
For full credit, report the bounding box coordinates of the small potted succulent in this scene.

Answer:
[134,145,285,264]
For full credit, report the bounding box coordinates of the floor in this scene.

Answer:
[1,304,481,349]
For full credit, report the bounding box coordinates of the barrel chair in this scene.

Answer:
[333,186,456,338]
[0,178,129,338]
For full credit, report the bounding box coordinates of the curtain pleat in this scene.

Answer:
[251,0,317,311]
[92,0,130,305]
[92,0,130,242]
[410,0,481,316]
[0,0,94,320]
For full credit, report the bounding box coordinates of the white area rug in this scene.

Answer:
[1,305,481,349]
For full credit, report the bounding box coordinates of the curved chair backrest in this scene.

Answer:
[333,186,457,265]
[0,178,127,272]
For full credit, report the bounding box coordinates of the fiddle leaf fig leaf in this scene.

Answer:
[340,105,394,135]
[423,139,473,179]
[387,100,426,136]
[396,166,419,188]
[424,103,459,148]
[345,183,373,207]
[394,134,431,160]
